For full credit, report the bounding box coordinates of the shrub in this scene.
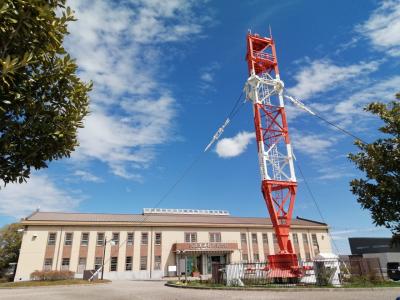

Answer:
[30,270,75,281]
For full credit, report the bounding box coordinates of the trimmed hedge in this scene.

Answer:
[30,270,75,281]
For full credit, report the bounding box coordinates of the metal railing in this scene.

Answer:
[210,258,385,287]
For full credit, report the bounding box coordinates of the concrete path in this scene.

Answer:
[0,280,399,300]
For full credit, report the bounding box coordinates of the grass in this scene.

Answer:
[342,280,400,288]
[0,279,110,288]
[167,279,400,289]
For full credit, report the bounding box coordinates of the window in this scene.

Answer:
[311,234,319,254]
[97,232,105,246]
[240,233,247,244]
[110,257,118,271]
[125,256,133,271]
[140,256,147,270]
[154,256,161,270]
[48,232,57,246]
[127,232,134,246]
[302,233,311,260]
[302,233,309,244]
[262,233,269,244]
[141,232,148,245]
[81,232,89,246]
[252,233,258,244]
[253,253,259,262]
[64,232,73,246]
[273,234,279,253]
[242,254,248,262]
[305,252,311,260]
[77,257,86,274]
[43,258,52,271]
[61,258,70,270]
[292,233,299,245]
[94,257,102,271]
[209,232,221,243]
[184,232,197,243]
[112,232,120,245]
[155,232,162,245]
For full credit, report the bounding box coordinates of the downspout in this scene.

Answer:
[55,226,63,270]
[149,227,153,279]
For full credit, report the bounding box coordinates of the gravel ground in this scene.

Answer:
[0,280,400,300]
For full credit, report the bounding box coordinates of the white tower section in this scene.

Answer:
[244,73,296,182]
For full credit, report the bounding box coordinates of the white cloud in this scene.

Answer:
[357,0,400,56]
[0,174,81,218]
[199,62,220,91]
[73,170,103,183]
[65,0,208,179]
[130,0,206,44]
[292,132,337,157]
[287,60,379,100]
[215,131,253,158]
[316,165,355,181]
[335,75,400,115]
[201,73,213,82]
[330,227,386,240]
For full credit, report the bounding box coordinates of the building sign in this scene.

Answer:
[175,242,238,252]
[190,243,229,250]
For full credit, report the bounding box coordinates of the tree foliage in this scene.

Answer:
[349,94,400,234]
[0,0,91,185]
[0,223,23,277]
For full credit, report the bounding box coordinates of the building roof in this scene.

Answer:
[21,211,328,229]
[349,237,400,254]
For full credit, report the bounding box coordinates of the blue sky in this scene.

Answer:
[1,0,399,253]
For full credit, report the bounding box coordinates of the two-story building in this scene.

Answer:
[14,208,332,281]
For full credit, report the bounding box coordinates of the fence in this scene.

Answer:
[341,257,384,281]
[210,257,384,287]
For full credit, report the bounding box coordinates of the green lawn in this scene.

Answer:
[342,281,400,288]
[0,279,110,288]
[168,280,400,289]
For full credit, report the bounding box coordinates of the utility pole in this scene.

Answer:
[101,238,115,280]
[101,240,107,280]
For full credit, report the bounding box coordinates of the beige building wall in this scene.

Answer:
[15,222,332,281]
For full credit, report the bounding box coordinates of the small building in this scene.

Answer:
[15,208,332,281]
[348,237,400,278]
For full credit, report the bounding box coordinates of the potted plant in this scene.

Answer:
[192,257,200,277]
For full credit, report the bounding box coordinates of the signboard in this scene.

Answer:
[189,242,229,250]
[175,242,238,252]
[168,265,177,272]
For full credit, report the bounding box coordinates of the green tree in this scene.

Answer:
[349,94,400,234]
[0,223,23,277]
[0,0,91,185]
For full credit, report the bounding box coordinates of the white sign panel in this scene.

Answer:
[168,265,177,272]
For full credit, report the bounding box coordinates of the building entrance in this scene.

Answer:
[206,255,226,274]
[185,255,202,275]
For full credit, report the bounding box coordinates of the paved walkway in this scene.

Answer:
[0,280,399,300]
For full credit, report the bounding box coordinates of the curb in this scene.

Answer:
[0,281,111,290]
[165,283,400,292]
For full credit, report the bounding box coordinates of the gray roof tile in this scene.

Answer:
[24,211,327,227]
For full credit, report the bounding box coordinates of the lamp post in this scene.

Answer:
[101,238,115,280]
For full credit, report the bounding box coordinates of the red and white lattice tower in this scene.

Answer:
[244,32,300,276]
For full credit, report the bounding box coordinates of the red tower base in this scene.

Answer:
[266,253,302,279]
